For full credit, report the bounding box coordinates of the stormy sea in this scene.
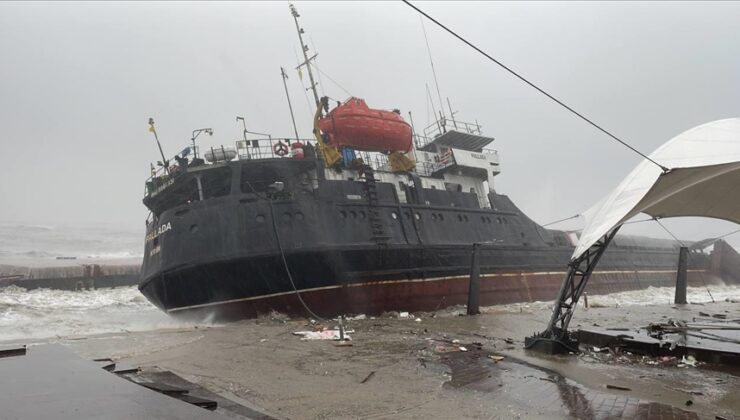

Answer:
[0,222,183,342]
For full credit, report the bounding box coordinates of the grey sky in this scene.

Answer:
[1,1,740,244]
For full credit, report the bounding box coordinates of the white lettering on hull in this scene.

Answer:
[145,222,172,243]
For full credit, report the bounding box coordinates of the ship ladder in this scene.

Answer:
[361,165,390,246]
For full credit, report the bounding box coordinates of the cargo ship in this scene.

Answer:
[139,96,740,321]
[138,7,739,321]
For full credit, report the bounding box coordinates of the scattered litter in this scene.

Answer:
[414,318,422,322]
[348,314,366,321]
[606,384,631,391]
[458,346,468,352]
[680,355,698,367]
[293,329,353,341]
[539,377,556,383]
[592,346,608,353]
[433,344,459,353]
[334,340,353,347]
[259,338,268,343]
[488,355,505,362]
[399,312,410,318]
[452,339,460,344]
[360,371,375,384]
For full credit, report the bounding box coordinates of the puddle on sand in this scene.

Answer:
[435,342,702,419]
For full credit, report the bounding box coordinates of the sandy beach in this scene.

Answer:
[6,295,735,419]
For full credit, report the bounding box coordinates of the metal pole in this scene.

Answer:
[291,4,320,107]
[675,246,689,304]
[148,118,169,175]
[467,243,481,315]
[446,97,458,130]
[281,67,300,141]
[195,175,204,201]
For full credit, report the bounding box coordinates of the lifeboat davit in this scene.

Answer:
[318,97,413,153]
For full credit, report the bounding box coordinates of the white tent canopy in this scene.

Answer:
[573,118,740,260]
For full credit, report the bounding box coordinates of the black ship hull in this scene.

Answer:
[140,220,717,322]
[139,158,732,322]
[140,245,715,322]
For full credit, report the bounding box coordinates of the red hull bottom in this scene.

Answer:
[166,269,717,322]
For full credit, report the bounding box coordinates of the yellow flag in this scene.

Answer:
[148,124,156,133]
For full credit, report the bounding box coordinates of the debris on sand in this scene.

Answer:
[360,371,375,384]
[293,329,353,341]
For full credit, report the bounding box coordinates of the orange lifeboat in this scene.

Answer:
[318,97,413,153]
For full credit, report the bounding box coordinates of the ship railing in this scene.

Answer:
[235,137,319,161]
[415,117,483,149]
[144,145,205,198]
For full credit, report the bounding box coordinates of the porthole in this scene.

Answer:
[503,218,509,225]
[256,214,266,223]
[189,224,198,233]
[463,215,469,222]
[340,210,347,218]
[283,212,292,222]
[414,213,421,220]
[359,211,366,219]
[295,212,305,221]
[431,213,438,221]
[497,217,502,224]
[521,232,525,238]
[438,213,444,221]
[350,210,357,219]
[458,214,463,222]
[391,212,398,219]
[405,212,412,219]
[481,216,486,223]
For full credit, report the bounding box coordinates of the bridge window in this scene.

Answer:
[200,167,232,199]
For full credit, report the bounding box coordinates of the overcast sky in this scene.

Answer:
[1,1,740,244]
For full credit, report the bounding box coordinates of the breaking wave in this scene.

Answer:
[0,286,206,342]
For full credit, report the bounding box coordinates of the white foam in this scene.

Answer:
[485,284,740,313]
[0,286,211,342]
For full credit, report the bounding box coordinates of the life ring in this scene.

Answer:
[273,141,289,157]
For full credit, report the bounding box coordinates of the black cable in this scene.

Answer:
[402,1,670,173]
[542,214,580,228]
[653,218,683,246]
[268,200,327,321]
[242,180,327,320]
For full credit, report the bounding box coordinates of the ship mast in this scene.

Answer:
[290,4,320,108]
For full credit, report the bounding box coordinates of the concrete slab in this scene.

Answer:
[0,344,226,420]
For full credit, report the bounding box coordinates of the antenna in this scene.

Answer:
[446,97,458,130]
[281,67,300,141]
[290,4,320,107]
[420,17,445,120]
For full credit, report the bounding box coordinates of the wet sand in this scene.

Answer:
[11,299,740,419]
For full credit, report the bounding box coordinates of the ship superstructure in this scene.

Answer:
[138,105,725,321]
